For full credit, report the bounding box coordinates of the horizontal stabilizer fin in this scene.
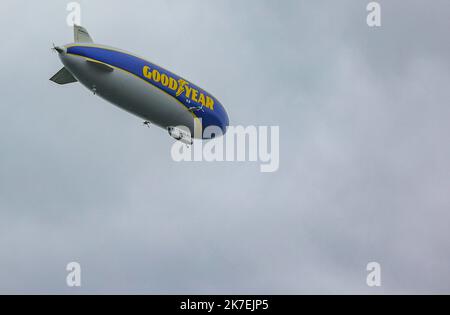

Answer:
[74,25,93,43]
[86,59,114,72]
[49,67,77,85]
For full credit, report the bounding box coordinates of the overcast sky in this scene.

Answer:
[0,0,449,294]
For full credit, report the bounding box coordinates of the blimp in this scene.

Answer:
[50,25,229,145]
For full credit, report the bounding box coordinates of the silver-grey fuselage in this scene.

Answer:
[59,44,202,137]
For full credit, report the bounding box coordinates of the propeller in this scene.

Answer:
[51,43,65,54]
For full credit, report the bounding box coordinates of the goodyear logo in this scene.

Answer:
[142,65,214,111]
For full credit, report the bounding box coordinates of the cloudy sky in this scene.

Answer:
[0,0,449,294]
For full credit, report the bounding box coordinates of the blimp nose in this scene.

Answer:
[52,44,66,54]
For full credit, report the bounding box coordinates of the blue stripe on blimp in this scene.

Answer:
[66,45,229,134]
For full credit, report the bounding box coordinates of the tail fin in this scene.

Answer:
[50,67,77,85]
[74,25,93,43]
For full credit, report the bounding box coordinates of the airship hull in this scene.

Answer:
[56,43,229,140]
[59,51,199,135]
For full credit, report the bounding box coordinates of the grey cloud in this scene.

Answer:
[0,0,449,293]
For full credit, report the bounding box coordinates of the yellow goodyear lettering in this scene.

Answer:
[152,69,161,82]
[161,74,169,87]
[191,89,199,102]
[176,79,188,97]
[141,65,215,111]
[169,77,178,91]
[143,66,152,79]
[206,96,214,110]
[198,93,206,106]
[184,85,192,98]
